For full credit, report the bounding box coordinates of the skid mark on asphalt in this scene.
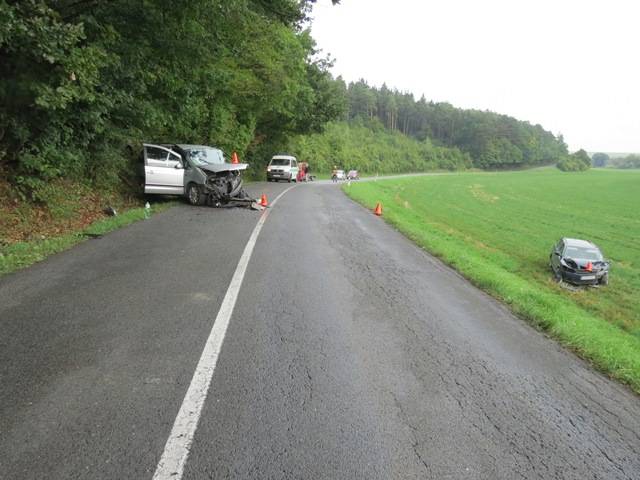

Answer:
[152,186,295,480]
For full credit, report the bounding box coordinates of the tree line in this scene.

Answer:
[288,119,472,174]
[343,80,569,170]
[610,154,640,169]
[592,152,640,169]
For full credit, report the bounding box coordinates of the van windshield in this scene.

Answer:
[270,159,291,166]
[187,148,224,166]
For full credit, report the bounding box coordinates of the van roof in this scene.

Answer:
[271,155,296,160]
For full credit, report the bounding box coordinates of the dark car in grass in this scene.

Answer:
[550,238,610,285]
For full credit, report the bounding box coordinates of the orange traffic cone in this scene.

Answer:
[374,202,382,216]
[231,151,239,164]
[260,194,268,207]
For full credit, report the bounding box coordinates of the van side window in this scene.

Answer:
[146,146,169,166]
[168,151,183,167]
[292,160,297,168]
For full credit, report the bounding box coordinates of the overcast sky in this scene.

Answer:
[310,0,640,153]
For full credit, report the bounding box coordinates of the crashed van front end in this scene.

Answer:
[198,163,251,206]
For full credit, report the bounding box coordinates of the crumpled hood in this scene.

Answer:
[198,163,248,174]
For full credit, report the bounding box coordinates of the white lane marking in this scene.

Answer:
[153,186,295,480]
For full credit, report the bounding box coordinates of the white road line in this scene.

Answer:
[153,186,295,480]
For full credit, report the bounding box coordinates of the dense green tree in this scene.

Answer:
[348,80,377,120]
[557,149,591,171]
[592,152,609,167]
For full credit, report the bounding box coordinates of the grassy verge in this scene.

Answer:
[344,170,640,393]
[0,202,174,277]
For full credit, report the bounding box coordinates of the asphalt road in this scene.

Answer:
[1,181,639,479]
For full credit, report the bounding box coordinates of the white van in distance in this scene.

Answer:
[266,155,299,182]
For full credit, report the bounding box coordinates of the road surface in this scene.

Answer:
[1,181,639,479]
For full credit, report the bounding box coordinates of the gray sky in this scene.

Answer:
[310,0,640,153]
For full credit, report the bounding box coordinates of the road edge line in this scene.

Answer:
[152,186,295,480]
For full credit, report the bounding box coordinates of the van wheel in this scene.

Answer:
[187,183,205,206]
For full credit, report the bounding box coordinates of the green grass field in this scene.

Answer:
[345,169,640,392]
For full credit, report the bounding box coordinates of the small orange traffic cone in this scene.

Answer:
[260,194,268,207]
[231,151,239,164]
[374,202,382,216]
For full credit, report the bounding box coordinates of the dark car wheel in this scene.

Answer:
[599,272,609,286]
[187,183,205,206]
